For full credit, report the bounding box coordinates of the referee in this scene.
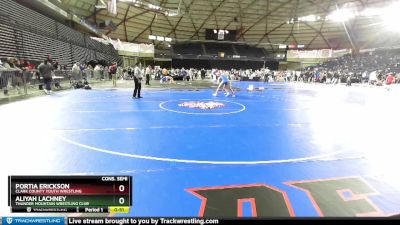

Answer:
[132,64,143,99]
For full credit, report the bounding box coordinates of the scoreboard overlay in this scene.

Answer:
[8,176,132,213]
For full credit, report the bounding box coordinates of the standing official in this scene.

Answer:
[132,64,143,99]
[145,65,151,85]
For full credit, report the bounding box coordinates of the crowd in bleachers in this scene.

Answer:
[0,56,68,95]
[3,47,400,98]
[117,66,207,82]
[114,66,273,84]
[164,48,400,86]
[0,55,121,95]
[297,49,400,86]
[140,48,400,86]
[114,66,273,83]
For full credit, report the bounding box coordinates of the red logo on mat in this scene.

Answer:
[178,101,225,110]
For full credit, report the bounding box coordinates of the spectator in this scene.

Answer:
[85,64,93,81]
[38,59,53,94]
[109,62,117,87]
[162,68,168,76]
[0,59,9,95]
[71,62,81,83]
[4,57,23,93]
[22,60,34,85]
[132,64,143,99]
[201,68,206,80]
[386,73,395,85]
[53,60,59,70]
[104,66,109,80]
[369,71,377,85]
[145,65,151,85]
[94,64,101,80]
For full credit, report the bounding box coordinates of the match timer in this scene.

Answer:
[8,176,132,213]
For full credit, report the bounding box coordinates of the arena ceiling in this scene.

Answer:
[57,0,393,51]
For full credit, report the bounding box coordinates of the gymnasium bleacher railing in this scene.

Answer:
[0,68,120,100]
[0,0,121,68]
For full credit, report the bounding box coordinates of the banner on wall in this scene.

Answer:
[93,37,154,55]
[117,41,140,53]
[287,49,351,59]
[139,44,154,54]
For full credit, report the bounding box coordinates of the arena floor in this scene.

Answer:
[1,81,399,217]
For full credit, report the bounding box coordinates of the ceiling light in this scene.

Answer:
[166,10,178,16]
[360,8,380,17]
[381,2,400,32]
[165,37,172,42]
[157,36,164,41]
[148,35,156,40]
[326,8,355,22]
[95,5,107,9]
[299,15,318,22]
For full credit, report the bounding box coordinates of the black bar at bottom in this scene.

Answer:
[67,217,400,225]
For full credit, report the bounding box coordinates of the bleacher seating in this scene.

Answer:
[86,36,105,52]
[57,23,85,46]
[310,48,400,76]
[235,44,265,58]
[20,30,57,61]
[0,1,57,39]
[172,42,203,55]
[172,41,266,60]
[0,0,121,67]
[51,40,73,66]
[0,23,17,58]
[204,43,234,56]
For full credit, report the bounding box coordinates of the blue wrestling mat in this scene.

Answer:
[0,82,399,217]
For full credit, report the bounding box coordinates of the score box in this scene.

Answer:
[8,176,132,213]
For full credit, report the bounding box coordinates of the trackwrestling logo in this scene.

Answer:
[2,217,65,225]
